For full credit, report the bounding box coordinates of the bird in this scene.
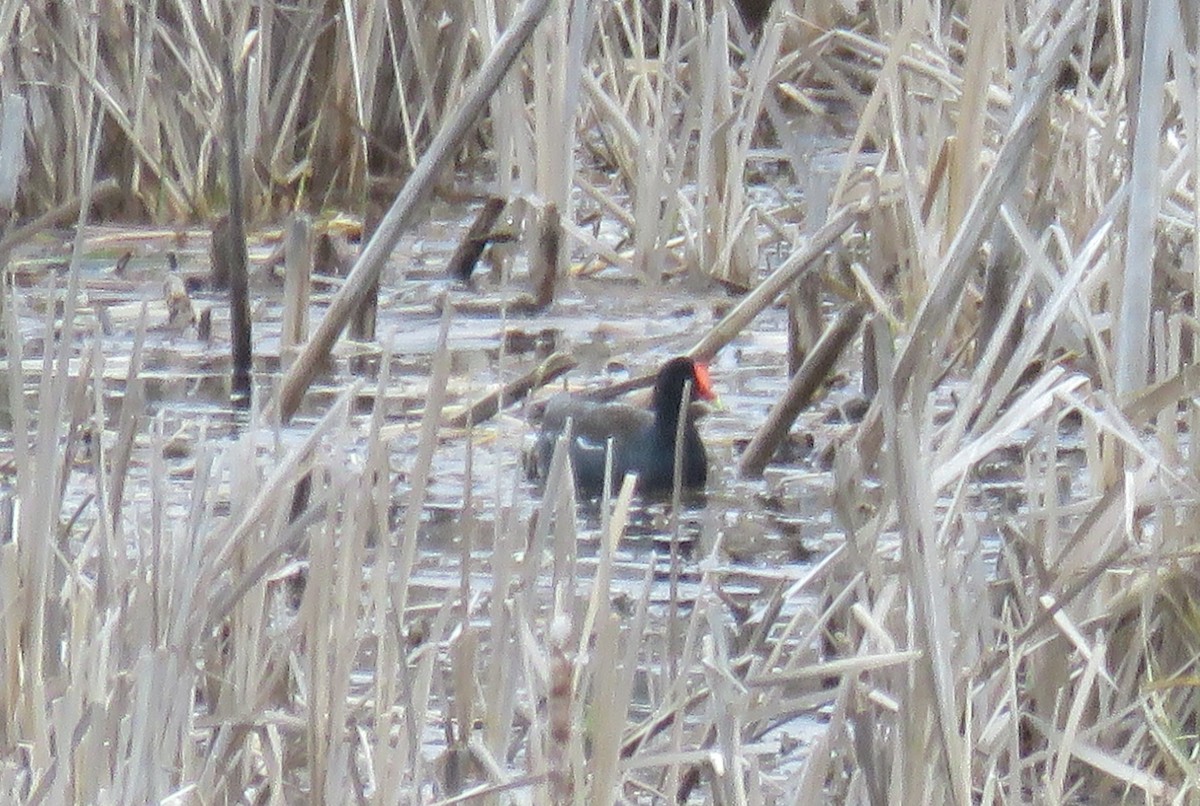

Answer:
[532,356,716,497]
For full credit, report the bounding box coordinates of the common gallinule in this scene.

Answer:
[533,356,716,496]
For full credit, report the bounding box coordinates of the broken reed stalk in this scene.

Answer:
[447,196,507,283]
[573,347,718,406]
[222,51,251,407]
[446,351,576,428]
[209,215,231,290]
[587,483,640,802]
[281,213,313,352]
[546,614,573,801]
[665,378,692,688]
[688,199,865,363]
[879,314,970,805]
[454,428,476,764]
[277,0,554,423]
[550,448,578,608]
[392,304,454,621]
[348,278,379,348]
[740,304,866,478]
[1116,0,1171,395]
[574,268,847,407]
[107,305,149,524]
[350,204,385,352]
[532,201,561,307]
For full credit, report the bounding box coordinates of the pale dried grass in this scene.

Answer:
[2,0,1200,803]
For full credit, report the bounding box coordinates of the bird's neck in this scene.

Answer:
[654,402,688,440]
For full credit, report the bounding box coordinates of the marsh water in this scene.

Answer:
[1,193,1058,789]
[6,198,1060,594]
[7,203,863,567]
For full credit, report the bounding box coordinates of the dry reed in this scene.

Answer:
[0,0,1198,803]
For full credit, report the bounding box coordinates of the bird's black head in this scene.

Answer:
[653,356,715,414]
